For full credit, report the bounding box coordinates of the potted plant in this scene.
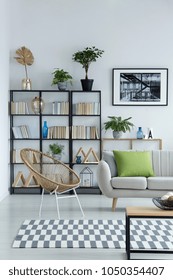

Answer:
[72,46,104,91]
[49,143,64,160]
[51,68,72,90]
[14,46,34,90]
[103,116,134,138]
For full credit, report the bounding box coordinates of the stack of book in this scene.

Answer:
[47,126,69,139]
[73,102,100,115]
[12,125,31,138]
[12,149,40,163]
[52,101,69,114]
[12,149,23,163]
[72,125,99,139]
[11,101,29,114]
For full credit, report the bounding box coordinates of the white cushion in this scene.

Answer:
[152,150,173,176]
[147,176,173,190]
[111,177,147,190]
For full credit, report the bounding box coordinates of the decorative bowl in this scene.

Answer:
[152,197,173,210]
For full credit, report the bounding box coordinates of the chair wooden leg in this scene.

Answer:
[112,197,118,211]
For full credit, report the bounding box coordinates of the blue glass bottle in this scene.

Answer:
[42,121,48,138]
[137,127,143,139]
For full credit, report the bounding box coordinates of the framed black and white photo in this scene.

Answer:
[112,68,168,106]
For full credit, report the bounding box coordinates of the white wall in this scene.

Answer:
[0,0,9,201]
[10,0,173,149]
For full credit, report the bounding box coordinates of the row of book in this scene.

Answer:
[52,101,69,114]
[12,125,99,139]
[12,149,40,163]
[47,126,70,139]
[10,101,69,115]
[12,125,31,139]
[72,126,99,139]
[73,102,100,115]
[12,149,23,163]
[11,101,29,114]
[11,101,100,115]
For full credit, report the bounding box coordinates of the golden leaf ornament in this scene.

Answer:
[14,46,34,80]
[15,46,34,66]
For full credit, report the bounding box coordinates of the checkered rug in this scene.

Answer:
[12,219,173,250]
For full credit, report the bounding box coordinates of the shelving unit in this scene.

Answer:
[71,91,101,194]
[10,90,101,194]
[102,138,162,151]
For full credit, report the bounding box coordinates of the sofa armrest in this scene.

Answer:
[97,160,114,198]
[102,151,117,177]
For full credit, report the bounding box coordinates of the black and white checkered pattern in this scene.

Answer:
[12,219,173,250]
[130,219,173,250]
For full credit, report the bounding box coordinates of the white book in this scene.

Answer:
[94,102,100,115]
[20,125,27,138]
[11,102,16,114]
[25,102,29,114]
[86,126,90,139]
[95,127,99,139]
[66,126,69,138]
[12,150,16,163]
[12,126,23,138]
[26,125,32,138]
[57,102,61,114]
[47,126,53,139]
[15,149,22,163]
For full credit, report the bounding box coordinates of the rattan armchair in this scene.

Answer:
[20,148,84,219]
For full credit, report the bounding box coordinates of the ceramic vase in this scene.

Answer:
[76,156,82,164]
[31,96,45,114]
[113,131,122,139]
[137,127,144,139]
[22,78,32,90]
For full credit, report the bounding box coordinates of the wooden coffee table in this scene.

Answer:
[126,206,173,260]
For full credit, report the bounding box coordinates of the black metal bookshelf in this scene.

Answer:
[10,90,101,194]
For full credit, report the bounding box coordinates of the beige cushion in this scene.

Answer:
[147,177,173,190]
[111,176,147,190]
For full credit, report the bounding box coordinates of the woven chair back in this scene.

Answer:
[20,148,80,193]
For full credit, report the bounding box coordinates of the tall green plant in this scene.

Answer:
[72,46,104,79]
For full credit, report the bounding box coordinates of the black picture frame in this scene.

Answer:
[112,68,168,106]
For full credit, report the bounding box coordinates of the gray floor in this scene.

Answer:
[0,194,172,260]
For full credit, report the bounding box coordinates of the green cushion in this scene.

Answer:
[113,151,154,177]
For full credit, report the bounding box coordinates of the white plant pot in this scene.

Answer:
[53,154,62,160]
[58,82,67,91]
[113,131,122,138]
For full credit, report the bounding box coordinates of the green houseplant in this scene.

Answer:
[49,143,64,160]
[72,46,104,91]
[51,68,72,90]
[103,116,134,138]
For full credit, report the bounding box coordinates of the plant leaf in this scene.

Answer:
[103,116,134,132]
[14,46,34,66]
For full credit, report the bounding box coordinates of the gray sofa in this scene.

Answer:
[97,150,173,211]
